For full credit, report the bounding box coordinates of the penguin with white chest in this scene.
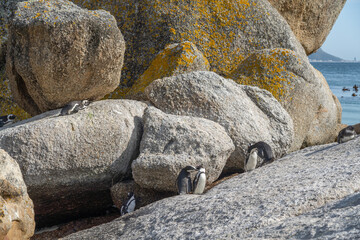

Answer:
[60,100,90,116]
[245,141,274,172]
[176,165,197,195]
[0,114,16,127]
[193,166,206,194]
[120,192,136,216]
[337,126,356,143]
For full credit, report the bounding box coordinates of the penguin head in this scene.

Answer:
[346,126,355,132]
[247,143,253,152]
[7,114,16,121]
[81,100,90,106]
[249,148,258,156]
[182,165,197,172]
[196,165,205,173]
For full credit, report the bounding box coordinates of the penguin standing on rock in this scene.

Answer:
[245,141,274,172]
[176,165,197,195]
[120,192,136,216]
[193,166,206,195]
[60,100,90,116]
[0,114,16,127]
[337,126,356,143]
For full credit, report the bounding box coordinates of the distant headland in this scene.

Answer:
[309,48,343,62]
[308,48,357,62]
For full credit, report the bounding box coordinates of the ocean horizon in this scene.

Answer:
[311,61,360,125]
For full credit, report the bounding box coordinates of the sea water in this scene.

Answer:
[311,62,360,125]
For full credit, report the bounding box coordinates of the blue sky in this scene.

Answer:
[322,0,360,60]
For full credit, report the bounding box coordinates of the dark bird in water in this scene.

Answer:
[353,84,358,92]
[60,100,90,116]
[342,87,350,91]
[176,165,197,194]
[337,126,356,144]
[352,93,357,97]
[193,166,206,195]
[0,114,16,127]
[245,141,274,172]
[120,192,136,216]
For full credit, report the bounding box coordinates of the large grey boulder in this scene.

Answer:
[132,107,235,192]
[6,0,125,116]
[268,0,347,55]
[145,71,293,172]
[72,0,305,87]
[0,100,146,226]
[63,135,360,239]
[0,149,35,240]
[230,48,342,151]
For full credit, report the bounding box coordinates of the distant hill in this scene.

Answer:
[308,48,343,62]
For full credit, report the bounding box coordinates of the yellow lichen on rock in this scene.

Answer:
[0,69,31,120]
[103,85,131,99]
[125,41,210,100]
[230,49,298,105]
[231,48,342,151]
[70,0,304,88]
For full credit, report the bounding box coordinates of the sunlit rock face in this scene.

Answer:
[132,106,234,192]
[6,0,125,116]
[72,0,305,88]
[267,0,347,55]
[230,48,342,150]
[0,100,146,226]
[0,149,35,240]
[145,71,294,172]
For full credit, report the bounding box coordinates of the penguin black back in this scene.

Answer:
[176,165,197,195]
[0,114,16,127]
[247,141,274,162]
[337,126,356,143]
[120,192,136,216]
[60,100,90,116]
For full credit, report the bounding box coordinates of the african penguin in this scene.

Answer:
[60,100,90,116]
[193,166,206,194]
[0,114,16,127]
[337,126,356,143]
[176,165,197,195]
[245,141,274,172]
[120,192,136,216]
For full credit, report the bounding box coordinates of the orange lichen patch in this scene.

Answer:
[230,49,299,104]
[33,13,42,19]
[0,69,31,120]
[70,0,263,86]
[103,85,131,99]
[124,41,210,99]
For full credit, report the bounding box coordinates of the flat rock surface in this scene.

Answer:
[63,134,360,239]
[251,191,360,239]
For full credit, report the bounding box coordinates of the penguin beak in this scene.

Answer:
[188,166,198,172]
